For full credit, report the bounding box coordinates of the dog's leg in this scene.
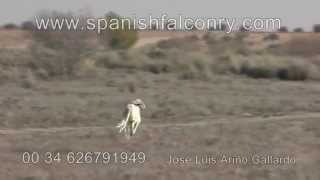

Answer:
[132,121,140,135]
[125,124,131,139]
[129,121,134,137]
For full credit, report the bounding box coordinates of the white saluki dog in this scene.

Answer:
[116,99,146,137]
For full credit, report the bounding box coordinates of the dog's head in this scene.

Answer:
[132,98,146,110]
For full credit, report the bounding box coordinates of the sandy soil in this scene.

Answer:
[0,71,319,180]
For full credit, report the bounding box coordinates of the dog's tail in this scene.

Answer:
[116,104,132,134]
[116,119,127,133]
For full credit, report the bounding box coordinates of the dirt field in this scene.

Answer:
[0,28,320,179]
[0,69,319,180]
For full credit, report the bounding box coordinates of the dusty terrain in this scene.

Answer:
[0,69,319,180]
[0,28,320,179]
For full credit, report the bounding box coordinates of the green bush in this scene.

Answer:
[98,12,138,49]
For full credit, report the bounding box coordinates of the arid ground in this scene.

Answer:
[0,29,320,180]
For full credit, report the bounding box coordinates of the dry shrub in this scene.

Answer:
[205,32,251,56]
[0,66,37,87]
[19,69,37,89]
[73,58,102,78]
[29,45,79,77]
[238,57,278,78]
[176,53,212,80]
[95,47,213,79]
[141,43,319,81]
[308,56,320,80]
[95,51,122,68]
[146,47,167,59]
[178,64,199,80]
[211,53,236,74]
[93,47,174,75]
[143,62,171,74]
[293,28,304,33]
[0,49,32,67]
[0,68,10,85]
[221,35,233,41]
[34,68,49,80]
[30,11,95,77]
[278,26,289,32]
[277,65,308,81]
[234,32,249,42]
[32,11,93,51]
[263,33,280,41]
[21,21,35,30]
[233,55,316,80]
[2,23,18,30]
[313,24,320,33]
[0,49,38,85]
[202,32,217,44]
[94,49,152,72]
